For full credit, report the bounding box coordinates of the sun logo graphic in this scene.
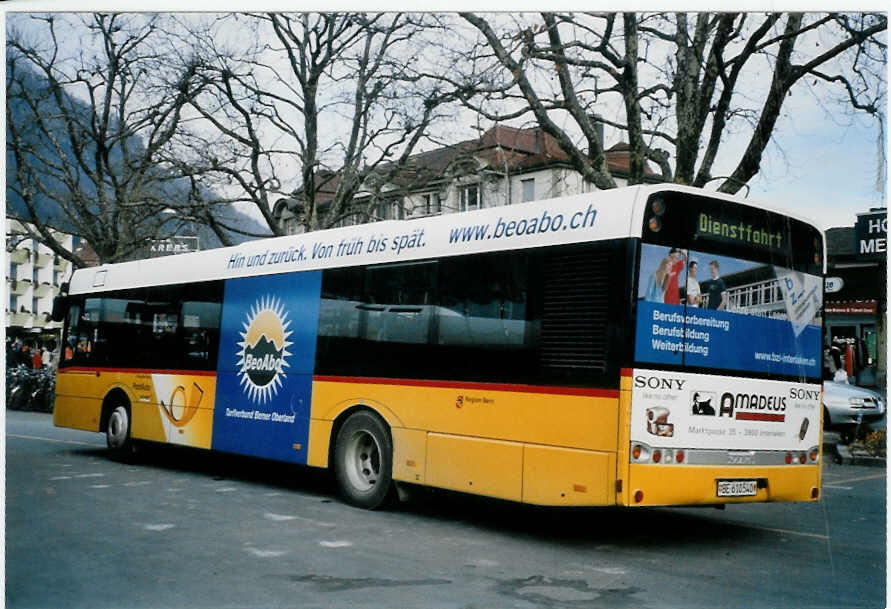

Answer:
[236,295,293,404]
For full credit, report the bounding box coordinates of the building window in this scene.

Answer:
[9,294,16,312]
[521,178,535,202]
[423,193,441,216]
[459,184,481,212]
[284,217,301,235]
[377,200,405,220]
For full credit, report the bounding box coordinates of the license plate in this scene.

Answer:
[716,479,758,497]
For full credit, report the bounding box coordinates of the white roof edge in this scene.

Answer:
[68,185,824,295]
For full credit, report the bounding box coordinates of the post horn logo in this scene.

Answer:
[160,382,204,427]
[236,295,293,404]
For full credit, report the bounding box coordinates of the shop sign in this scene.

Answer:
[854,211,887,258]
[824,277,844,293]
[825,300,878,315]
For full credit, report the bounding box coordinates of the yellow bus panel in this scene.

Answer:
[309,378,621,455]
[627,463,821,506]
[53,395,102,432]
[53,369,216,449]
[523,445,616,506]
[392,427,428,485]
[426,433,524,501]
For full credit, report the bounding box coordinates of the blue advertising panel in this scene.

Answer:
[635,244,822,378]
[212,271,322,463]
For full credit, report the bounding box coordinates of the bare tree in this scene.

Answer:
[456,12,886,194]
[171,12,458,236]
[6,13,200,266]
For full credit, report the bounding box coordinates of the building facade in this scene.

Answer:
[6,220,78,344]
[274,125,662,234]
[825,209,887,391]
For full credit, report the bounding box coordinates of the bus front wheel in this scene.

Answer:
[106,404,133,459]
[334,411,395,509]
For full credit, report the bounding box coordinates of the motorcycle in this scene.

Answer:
[6,365,56,412]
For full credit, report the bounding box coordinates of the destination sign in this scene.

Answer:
[696,213,785,252]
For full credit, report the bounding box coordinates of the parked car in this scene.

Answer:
[823,381,886,443]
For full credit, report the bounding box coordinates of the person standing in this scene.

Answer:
[18,342,31,367]
[32,343,43,370]
[686,260,702,307]
[662,249,687,305]
[706,260,727,310]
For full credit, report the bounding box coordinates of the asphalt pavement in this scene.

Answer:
[5,411,887,609]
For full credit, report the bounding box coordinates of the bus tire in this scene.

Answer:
[106,403,133,459]
[334,411,394,510]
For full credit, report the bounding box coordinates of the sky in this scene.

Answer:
[3,4,888,233]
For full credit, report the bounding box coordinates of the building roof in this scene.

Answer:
[281,125,662,213]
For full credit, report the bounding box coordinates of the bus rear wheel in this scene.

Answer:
[334,411,394,509]
[106,404,133,459]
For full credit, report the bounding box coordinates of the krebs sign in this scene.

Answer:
[855,211,887,258]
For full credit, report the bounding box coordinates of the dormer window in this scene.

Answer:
[459,184,481,212]
[423,193,442,216]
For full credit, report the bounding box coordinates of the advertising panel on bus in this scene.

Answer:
[211,271,322,464]
[629,369,822,453]
[634,244,822,378]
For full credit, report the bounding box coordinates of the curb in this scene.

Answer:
[831,443,887,468]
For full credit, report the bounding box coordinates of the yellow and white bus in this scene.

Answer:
[52,185,825,509]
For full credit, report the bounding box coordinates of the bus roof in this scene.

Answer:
[67,185,824,295]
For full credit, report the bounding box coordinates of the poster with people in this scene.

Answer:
[635,244,822,378]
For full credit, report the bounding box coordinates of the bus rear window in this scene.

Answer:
[634,243,822,380]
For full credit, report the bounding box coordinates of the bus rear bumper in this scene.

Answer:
[624,463,822,506]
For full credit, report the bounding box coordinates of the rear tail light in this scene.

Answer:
[799,453,807,464]
[634,490,644,503]
[675,450,685,463]
[632,444,642,460]
[809,449,819,462]
[652,450,662,463]
[785,453,792,464]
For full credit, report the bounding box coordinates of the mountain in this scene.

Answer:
[6,63,271,251]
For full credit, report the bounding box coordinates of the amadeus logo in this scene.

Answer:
[236,295,293,404]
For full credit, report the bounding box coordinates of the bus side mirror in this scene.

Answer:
[51,294,70,322]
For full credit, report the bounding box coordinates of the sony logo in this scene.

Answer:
[634,375,686,391]
[789,388,821,401]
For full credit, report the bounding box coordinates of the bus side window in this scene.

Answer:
[182,299,222,370]
[63,299,85,365]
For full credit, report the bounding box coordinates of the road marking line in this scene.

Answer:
[245,547,289,557]
[823,485,853,490]
[730,523,828,540]
[319,540,353,548]
[8,433,100,447]
[264,513,297,522]
[829,472,886,485]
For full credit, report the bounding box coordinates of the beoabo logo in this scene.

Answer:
[236,295,293,404]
